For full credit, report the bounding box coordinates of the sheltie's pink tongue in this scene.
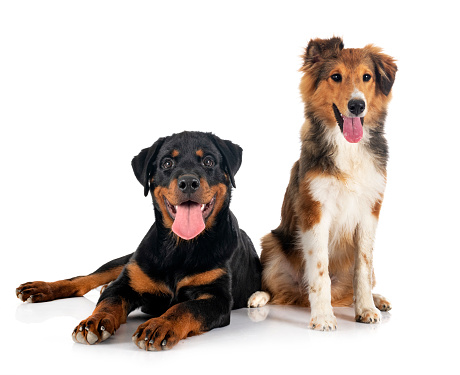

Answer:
[342,116,363,143]
[172,202,205,240]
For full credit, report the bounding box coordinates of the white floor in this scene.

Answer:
[6,286,456,375]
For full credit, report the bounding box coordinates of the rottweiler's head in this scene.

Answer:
[132,131,242,240]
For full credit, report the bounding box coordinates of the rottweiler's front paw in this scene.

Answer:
[72,313,116,345]
[132,318,183,351]
[16,281,54,303]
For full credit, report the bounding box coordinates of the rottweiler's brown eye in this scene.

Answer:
[161,158,174,170]
[202,156,214,168]
[363,74,372,82]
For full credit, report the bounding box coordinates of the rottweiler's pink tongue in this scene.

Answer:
[172,202,205,240]
[343,116,363,143]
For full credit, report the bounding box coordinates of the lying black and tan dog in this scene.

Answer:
[16,131,261,350]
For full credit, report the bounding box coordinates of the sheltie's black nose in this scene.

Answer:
[348,99,365,116]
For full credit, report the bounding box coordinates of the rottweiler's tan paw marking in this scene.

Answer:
[72,313,116,345]
[16,282,54,303]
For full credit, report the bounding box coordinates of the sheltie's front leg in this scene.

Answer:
[354,216,381,324]
[300,216,337,331]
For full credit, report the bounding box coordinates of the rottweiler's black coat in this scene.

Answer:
[16,131,261,350]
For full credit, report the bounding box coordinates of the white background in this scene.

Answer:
[1,1,459,374]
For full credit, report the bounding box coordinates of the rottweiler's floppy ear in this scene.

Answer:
[302,36,344,68]
[209,134,242,188]
[367,45,397,96]
[131,137,166,197]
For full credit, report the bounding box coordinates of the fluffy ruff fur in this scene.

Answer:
[249,37,397,330]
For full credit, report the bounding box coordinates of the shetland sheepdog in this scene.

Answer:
[249,37,397,330]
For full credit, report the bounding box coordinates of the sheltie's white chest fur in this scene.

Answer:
[309,132,386,250]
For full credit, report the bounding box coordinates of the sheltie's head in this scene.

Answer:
[299,37,397,143]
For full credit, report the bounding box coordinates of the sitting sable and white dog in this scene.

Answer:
[249,36,397,331]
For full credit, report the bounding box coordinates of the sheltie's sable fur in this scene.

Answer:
[249,37,397,330]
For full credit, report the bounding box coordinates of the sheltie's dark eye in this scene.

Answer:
[363,74,372,82]
[331,74,342,82]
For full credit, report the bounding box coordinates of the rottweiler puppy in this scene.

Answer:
[16,131,261,350]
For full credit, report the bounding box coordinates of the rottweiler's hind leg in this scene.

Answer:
[16,253,132,303]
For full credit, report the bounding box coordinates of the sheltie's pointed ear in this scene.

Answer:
[302,36,344,69]
[131,137,166,196]
[367,45,398,96]
[208,133,242,188]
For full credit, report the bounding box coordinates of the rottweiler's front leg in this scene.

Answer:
[72,296,128,344]
[72,268,142,345]
[72,261,173,345]
[132,296,230,351]
[133,268,232,351]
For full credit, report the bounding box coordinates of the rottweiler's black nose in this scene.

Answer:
[178,174,200,194]
[348,99,365,116]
